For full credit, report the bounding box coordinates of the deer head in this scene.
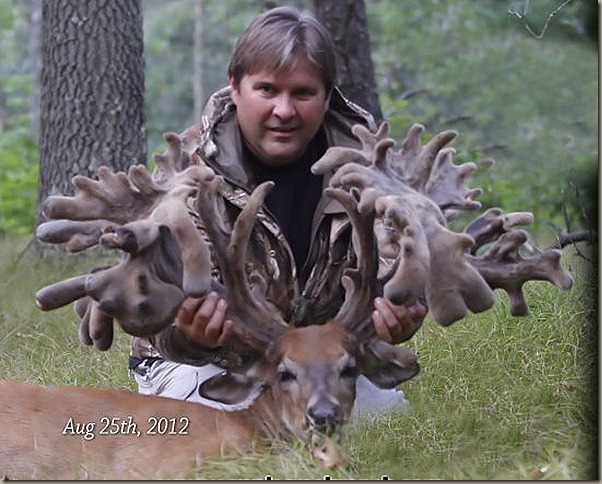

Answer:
[191,176,418,444]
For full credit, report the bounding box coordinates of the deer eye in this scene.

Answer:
[340,365,358,379]
[277,369,296,383]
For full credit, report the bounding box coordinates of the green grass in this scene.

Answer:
[0,237,596,479]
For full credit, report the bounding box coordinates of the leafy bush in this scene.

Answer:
[0,129,39,235]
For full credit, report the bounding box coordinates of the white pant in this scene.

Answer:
[133,360,408,419]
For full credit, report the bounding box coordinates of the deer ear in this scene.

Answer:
[357,340,420,389]
[198,370,266,405]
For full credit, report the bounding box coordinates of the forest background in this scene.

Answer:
[0,0,597,240]
[0,0,598,480]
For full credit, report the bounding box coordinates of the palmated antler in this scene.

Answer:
[327,188,419,388]
[312,124,409,196]
[35,133,215,346]
[314,121,572,326]
[391,123,490,218]
[312,122,488,219]
[463,208,573,315]
[36,222,185,340]
[374,194,495,326]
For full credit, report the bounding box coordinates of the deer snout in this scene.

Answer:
[307,400,344,434]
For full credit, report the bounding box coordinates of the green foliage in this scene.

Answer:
[143,0,265,150]
[368,0,597,240]
[0,129,38,235]
[0,0,596,239]
[0,1,39,236]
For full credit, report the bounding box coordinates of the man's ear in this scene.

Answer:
[228,74,239,98]
[198,370,266,405]
[325,87,333,108]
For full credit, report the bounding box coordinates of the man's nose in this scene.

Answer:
[272,94,296,120]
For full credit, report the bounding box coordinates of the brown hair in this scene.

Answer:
[227,6,337,93]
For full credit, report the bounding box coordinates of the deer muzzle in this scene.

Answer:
[307,399,345,436]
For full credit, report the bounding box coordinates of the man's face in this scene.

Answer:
[229,56,330,167]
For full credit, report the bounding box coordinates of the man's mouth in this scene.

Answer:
[267,126,297,134]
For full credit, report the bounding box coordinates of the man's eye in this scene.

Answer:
[257,85,275,95]
[294,89,316,100]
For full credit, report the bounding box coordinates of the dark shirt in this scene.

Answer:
[246,129,326,270]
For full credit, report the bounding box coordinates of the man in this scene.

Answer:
[130,6,426,417]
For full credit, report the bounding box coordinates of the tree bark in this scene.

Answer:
[38,0,145,223]
[312,0,383,123]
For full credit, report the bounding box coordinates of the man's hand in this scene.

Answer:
[372,297,427,344]
[175,292,234,347]
[176,292,425,348]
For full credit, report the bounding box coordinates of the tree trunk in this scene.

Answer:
[37,0,145,224]
[312,0,383,123]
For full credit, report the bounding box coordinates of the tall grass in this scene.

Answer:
[0,238,134,390]
[0,237,596,479]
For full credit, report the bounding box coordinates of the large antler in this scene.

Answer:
[373,194,495,326]
[35,133,215,347]
[194,177,287,354]
[313,122,572,326]
[326,187,419,388]
[312,122,487,219]
[464,208,573,315]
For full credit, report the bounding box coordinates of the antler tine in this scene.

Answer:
[467,230,573,316]
[351,121,391,154]
[152,131,191,184]
[399,123,426,156]
[311,122,394,177]
[42,166,146,224]
[424,147,483,218]
[36,274,88,311]
[328,187,420,387]
[195,178,287,349]
[421,128,458,167]
[352,120,390,140]
[327,187,380,334]
[464,207,534,254]
[36,219,116,252]
[391,123,457,191]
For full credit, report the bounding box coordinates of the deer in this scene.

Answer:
[1,171,418,479]
[1,122,573,479]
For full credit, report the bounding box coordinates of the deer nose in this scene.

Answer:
[307,401,343,432]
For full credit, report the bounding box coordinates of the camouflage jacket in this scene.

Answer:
[130,87,376,366]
